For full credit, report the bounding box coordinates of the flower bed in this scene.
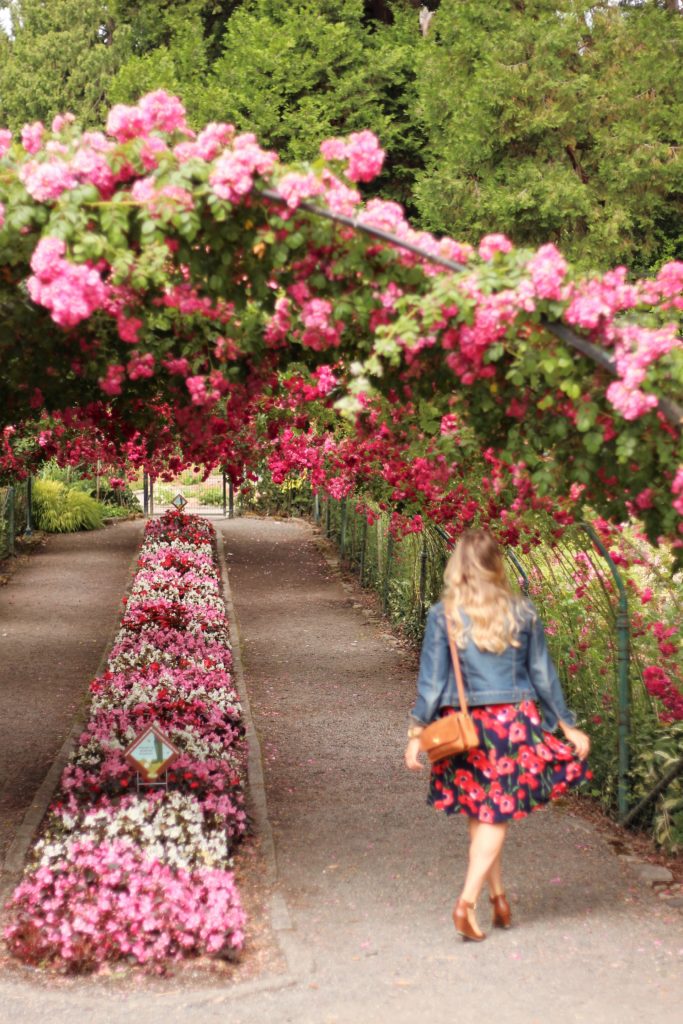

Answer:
[5,510,247,971]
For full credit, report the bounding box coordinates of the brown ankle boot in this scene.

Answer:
[453,898,486,941]
[490,893,512,929]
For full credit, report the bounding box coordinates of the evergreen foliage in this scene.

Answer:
[415,0,683,273]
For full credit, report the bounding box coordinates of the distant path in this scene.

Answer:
[0,520,144,872]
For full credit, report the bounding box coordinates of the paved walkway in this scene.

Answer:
[0,517,681,1024]
[0,520,144,872]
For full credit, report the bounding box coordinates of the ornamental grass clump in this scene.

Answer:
[5,510,248,972]
[33,479,105,532]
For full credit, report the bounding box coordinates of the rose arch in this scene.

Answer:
[0,89,681,553]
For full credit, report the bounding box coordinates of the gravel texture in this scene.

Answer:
[0,516,681,1024]
[0,520,144,872]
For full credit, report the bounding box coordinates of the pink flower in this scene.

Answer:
[209,134,277,203]
[526,243,568,300]
[51,112,75,134]
[277,171,325,209]
[99,364,126,396]
[21,121,44,153]
[672,467,683,516]
[20,159,78,202]
[138,90,189,135]
[186,375,220,407]
[345,130,384,183]
[320,137,348,161]
[106,103,147,142]
[127,352,155,381]
[0,129,12,159]
[478,234,513,261]
[27,236,107,328]
[174,122,235,163]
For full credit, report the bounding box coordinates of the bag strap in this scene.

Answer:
[445,615,470,715]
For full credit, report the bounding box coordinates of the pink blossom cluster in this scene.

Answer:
[320,130,385,183]
[606,323,681,421]
[209,132,278,204]
[27,236,107,328]
[5,511,248,971]
[106,90,190,142]
[5,839,245,969]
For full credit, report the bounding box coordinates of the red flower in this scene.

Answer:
[499,794,516,814]
[478,805,495,823]
[496,757,515,776]
[509,722,527,744]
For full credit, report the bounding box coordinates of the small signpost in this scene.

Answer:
[124,722,179,791]
[171,493,188,511]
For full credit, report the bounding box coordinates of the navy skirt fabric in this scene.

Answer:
[427,700,592,823]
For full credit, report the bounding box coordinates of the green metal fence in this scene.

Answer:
[314,492,682,834]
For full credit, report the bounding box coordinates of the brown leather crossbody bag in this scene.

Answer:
[419,616,479,764]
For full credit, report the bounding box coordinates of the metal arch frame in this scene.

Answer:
[260,188,683,431]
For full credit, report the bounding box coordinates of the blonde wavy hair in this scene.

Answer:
[443,530,523,652]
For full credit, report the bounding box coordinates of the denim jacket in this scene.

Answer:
[410,600,576,733]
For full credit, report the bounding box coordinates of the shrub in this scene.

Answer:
[33,480,105,532]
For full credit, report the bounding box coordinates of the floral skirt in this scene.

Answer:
[427,701,592,824]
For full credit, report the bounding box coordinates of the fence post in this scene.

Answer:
[222,472,227,518]
[505,548,530,596]
[313,492,320,523]
[326,496,331,537]
[143,472,149,515]
[150,477,155,516]
[25,476,34,537]
[7,485,15,556]
[228,481,234,519]
[359,518,367,584]
[383,531,394,615]
[340,497,347,559]
[419,539,428,622]
[582,522,631,821]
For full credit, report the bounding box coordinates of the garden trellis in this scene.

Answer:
[0,90,681,559]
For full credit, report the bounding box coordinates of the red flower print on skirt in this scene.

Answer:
[427,702,591,823]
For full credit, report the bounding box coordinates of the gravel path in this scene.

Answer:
[0,521,144,872]
[0,516,680,1024]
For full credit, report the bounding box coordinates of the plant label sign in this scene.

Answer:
[171,493,188,510]
[124,723,179,782]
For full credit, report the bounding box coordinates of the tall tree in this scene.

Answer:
[0,1,130,127]
[415,0,683,272]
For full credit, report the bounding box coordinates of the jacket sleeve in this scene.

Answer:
[525,609,576,732]
[410,605,451,726]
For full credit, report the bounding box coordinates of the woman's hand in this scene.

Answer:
[559,723,591,760]
[404,737,425,771]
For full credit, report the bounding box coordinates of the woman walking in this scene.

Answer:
[405,529,591,941]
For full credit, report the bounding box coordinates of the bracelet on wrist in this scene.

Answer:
[407,725,424,740]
